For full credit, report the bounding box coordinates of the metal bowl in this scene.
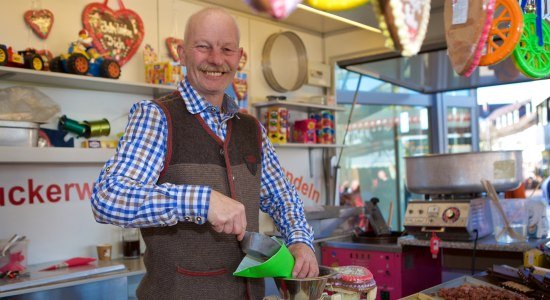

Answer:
[405,151,523,194]
[274,266,336,300]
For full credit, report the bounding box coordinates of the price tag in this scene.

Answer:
[430,232,441,259]
[452,0,469,25]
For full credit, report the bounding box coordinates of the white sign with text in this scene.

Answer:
[0,149,325,264]
[0,164,120,265]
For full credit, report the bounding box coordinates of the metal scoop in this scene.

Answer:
[240,231,280,259]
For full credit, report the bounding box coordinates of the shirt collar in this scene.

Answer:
[177,77,240,115]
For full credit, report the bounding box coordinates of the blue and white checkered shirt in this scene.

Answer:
[91,78,313,248]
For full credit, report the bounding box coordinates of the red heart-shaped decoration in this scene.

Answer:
[82,2,144,66]
[232,76,248,100]
[165,37,184,62]
[24,9,54,39]
[238,51,247,71]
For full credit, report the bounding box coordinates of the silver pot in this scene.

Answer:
[274,266,335,300]
[0,120,40,147]
[405,151,523,194]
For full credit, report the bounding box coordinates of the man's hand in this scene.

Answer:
[288,243,319,278]
[207,190,247,241]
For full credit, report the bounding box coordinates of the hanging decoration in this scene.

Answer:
[226,72,249,113]
[165,37,184,62]
[307,0,369,11]
[24,9,54,39]
[372,0,431,57]
[512,1,550,78]
[232,74,248,101]
[242,0,302,19]
[165,1,184,63]
[81,0,144,66]
[478,0,523,66]
[444,0,496,76]
[238,51,248,71]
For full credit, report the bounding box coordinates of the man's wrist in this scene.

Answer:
[286,233,314,251]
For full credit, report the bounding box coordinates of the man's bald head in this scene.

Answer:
[178,7,243,105]
[184,7,240,47]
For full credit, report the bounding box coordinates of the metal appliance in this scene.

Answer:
[403,151,523,241]
[353,198,404,244]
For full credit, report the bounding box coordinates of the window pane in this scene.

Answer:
[447,107,472,153]
[336,104,431,230]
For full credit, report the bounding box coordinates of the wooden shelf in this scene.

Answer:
[253,100,345,112]
[0,146,114,164]
[0,66,176,97]
[273,143,345,149]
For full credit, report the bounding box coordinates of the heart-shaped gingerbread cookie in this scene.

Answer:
[165,37,184,62]
[232,76,248,100]
[238,51,248,71]
[24,9,54,39]
[82,2,144,66]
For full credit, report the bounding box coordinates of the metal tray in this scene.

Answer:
[405,151,522,194]
[401,276,521,299]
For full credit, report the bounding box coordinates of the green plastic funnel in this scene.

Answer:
[233,238,294,278]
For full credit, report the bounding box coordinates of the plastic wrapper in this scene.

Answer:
[328,265,376,292]
[0,86,60,123]
[527,197,549,239]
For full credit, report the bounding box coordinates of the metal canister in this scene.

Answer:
[58,115,87,137]
[84,119,110,138]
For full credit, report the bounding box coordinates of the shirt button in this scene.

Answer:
[105,167,111,173]
[210,107,216,112]
[184,216,191,221]
[196,216,202,223]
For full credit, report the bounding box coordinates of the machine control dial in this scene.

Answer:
[442,207,460,223]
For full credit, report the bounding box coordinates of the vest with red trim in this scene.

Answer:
[137,92,264,300]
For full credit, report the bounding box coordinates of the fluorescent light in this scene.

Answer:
[296,4,381,33]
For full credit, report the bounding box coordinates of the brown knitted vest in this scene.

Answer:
[137,92,264,300]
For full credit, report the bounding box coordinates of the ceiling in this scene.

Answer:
[198,0,445,36]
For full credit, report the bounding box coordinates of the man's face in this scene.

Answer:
[179,14,242,100]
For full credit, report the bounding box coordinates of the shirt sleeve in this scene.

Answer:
[258,125,314,249]
[90,100,211,227]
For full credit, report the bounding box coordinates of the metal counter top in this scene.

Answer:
[322,234,549,253]
[322,238,403,253]
[0,258,145,297]
[398,235,549,252]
